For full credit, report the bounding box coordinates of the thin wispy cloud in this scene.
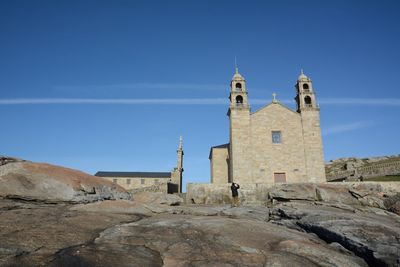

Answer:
[318,98,400,106]
[53,82,400,106]
[0,98,227,105]
[55,83,227,91]
[0,97,400,106]
[323,121,374,136]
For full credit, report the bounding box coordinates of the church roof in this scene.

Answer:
[232,67,245,80]
[232,72,243,79]
[209,143,229,159]
[297,69,310,81]
[211,143,229,149]
[95,171,171,178]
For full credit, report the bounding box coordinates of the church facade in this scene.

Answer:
[209,69,326,185]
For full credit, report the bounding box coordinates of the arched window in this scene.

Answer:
[303,83,309,90]
[235,83,242,89]
[236,95,243,104]
[304,96,312,105]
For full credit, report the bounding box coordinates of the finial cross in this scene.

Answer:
[179,135,183,149]
[272,92,277,102]
[235,56,238,74]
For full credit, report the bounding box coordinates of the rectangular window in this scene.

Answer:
[126,179,131,185]
[141,179,145,185]
[272,131,282,144]
[154,179,159,185]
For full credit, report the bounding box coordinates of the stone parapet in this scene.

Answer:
[187,182,400,205]
[187,182,274,205]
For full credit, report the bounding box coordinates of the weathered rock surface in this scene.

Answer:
[4,195,400,266]
[384,193,400,215]
[70,199,154,216]
[0,158,130,203]
[52,214,367,267]
[0,158,399,267]
[316,184,361,205]
[4,194,400,266]
[271,202,400,267]
[388,201,400,216]
[0,156,24,166]
[133,191,183,206]
[70,200,270,221]
[269,183,394,212]
[0,199,143,267]
[220,205,270,221]
[269,183,317,201]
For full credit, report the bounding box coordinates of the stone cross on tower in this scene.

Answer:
[234,56,239,74]
[272,92,278,103]
[179,136,183,150]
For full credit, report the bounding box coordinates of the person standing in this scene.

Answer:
[230,182,240,207]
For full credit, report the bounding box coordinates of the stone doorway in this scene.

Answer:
[274,172,286,183]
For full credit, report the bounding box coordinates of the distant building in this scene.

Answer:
[209,69,326,184]
[95,137,184,193]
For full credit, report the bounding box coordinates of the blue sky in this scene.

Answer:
[1,0,399,190]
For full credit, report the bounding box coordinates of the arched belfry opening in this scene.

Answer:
[303,83,309,90]
[304,96,312,106]
[236,95,243,104]
[235,82,242,89]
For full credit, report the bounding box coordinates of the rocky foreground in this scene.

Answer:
[1,157,400,267]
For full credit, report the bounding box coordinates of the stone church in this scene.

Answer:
[209,69,326,184]
[96,137,184,193]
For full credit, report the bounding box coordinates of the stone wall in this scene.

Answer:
[229,107,251,184]
[187,182,400,205]
[187,182,274,205]
[128,182,168,194]
[326,158,400,181]
[210,147,229,184]
[358,160,400,178]
[300,110,326,182]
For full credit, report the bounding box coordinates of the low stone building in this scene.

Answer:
[95,137,184,193]
[95,171,171,193]
[209,68,326,184]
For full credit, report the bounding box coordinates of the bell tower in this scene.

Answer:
[295,70,326,182]
[229,67,249,109]
[295,69,318,112]
[228,67,251,184]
